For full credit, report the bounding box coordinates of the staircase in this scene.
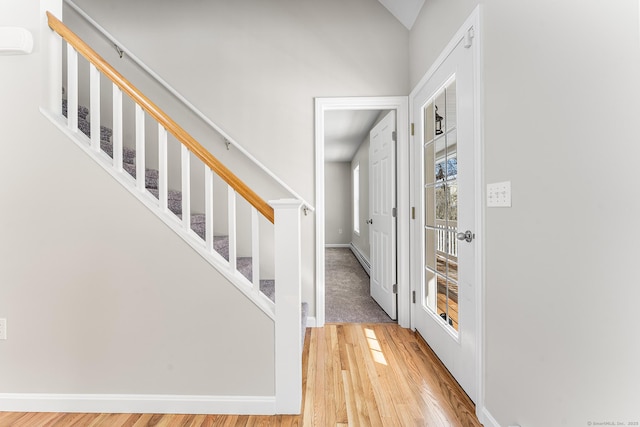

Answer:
[42,4,305,414]
[63,102,257,291]
[62,99,309,332]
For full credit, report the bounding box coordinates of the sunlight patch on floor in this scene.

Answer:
[365,327,388,365]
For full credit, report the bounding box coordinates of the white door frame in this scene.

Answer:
[409,5,485,418]
[315,97,410,328]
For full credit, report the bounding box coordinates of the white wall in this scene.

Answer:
[412,1,640,426]
[409,0,477,88]
[351,138,371,260]
[0,0,274,398]
[324,162,351,246]
[65,0,410,317]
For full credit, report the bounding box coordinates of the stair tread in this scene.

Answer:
[63,100,113,142]
[147,188,182,215]
[62,99,89,120]
[122,162,159,189]
[101,139,136,163]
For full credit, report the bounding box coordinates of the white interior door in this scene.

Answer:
[412,35,477,401]
[369,111,397,320]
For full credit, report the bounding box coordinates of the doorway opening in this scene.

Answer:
[323,109,395,323]
[315,97,410,328]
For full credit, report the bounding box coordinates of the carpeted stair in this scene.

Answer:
[63,100,308,336]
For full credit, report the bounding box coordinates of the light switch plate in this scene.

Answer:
[487,181,511,207]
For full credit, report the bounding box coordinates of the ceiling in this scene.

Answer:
[378,0,425,30]
[324,110,382,163]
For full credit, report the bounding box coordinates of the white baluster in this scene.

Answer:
[135,105,145,192]
[66,45,78,132]
[158,124,168,212]
[205,167,214,253]
[89,64,100,152]
[112,84,123,172]
[251,207,260,290]
[228,186,237,271]
[181,145,191,229]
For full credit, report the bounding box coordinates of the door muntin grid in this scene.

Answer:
[423,78,459,333]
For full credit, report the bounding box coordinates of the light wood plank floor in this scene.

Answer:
[0,324,482,427]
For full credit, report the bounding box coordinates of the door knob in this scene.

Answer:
[366,219,373,224]
[456,230,474,242]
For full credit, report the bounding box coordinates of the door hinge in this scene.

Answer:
[411,206,415,219]
[393,284,398,294]
[392,130,397,142]
[410,123,414,136]
[392,207,397,218]
[412,290,416,303]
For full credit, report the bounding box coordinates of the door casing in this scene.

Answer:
[315,97,410,328]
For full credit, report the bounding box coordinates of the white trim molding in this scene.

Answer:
[325,243,350,248]
[0,393,275,415]
[480,407,502,427]
[315,96,409,329]
[304,316,317,328]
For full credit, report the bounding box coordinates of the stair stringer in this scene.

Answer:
[41,107,276,320]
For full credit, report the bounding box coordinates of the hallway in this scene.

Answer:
[325,248,394,323]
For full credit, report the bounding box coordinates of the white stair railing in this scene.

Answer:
[40,2,302,414]
[63,0,314,215]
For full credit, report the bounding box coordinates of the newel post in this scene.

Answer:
[40,0,63,114]
[271,199,303,414]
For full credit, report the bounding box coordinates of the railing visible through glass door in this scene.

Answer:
[423,77,459,332]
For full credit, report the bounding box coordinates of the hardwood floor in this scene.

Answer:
[0,324,482,427]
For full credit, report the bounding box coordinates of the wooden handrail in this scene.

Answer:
[47,12,275,223]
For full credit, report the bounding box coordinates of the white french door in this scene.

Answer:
[412,31,478,401]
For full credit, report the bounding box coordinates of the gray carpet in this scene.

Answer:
[325,247,395,323]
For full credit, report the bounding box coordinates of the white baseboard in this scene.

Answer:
[305,316,317,328]
[480,407,502,427]
[0,393,275,415]
[325,243,350,248]
[349,243,370,276]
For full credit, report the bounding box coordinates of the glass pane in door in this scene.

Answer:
[423,78,459,332]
